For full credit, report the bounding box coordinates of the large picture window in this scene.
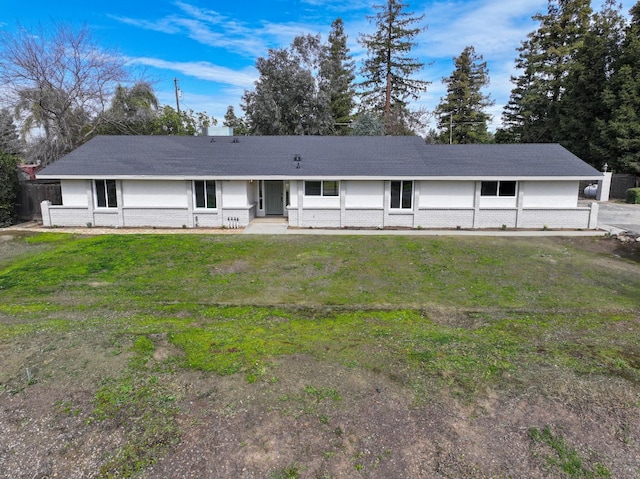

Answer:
[481,181,517,197]
[95,179,117,208]
[194,180,217,208]
[305,180,339,196]
[390,180,413,209]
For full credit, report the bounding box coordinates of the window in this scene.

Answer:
[304,180,339,196]
[390,180,413,209]
[194,180,216,208]
[95,179,117,208]
[481,181,517,197]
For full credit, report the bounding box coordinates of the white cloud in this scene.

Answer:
[126,57,257,88]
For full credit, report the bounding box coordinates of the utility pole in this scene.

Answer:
[449,112,453,145]
[174,78,181,114]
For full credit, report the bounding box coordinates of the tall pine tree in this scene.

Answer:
[559,0,625,166]
[358,0,429,135]
[434,46,494,144]
[599,0,640,172]
[319,18,356,135]
[500,0,592,143]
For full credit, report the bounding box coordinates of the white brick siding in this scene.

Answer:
[385,213,414,228]
[298,208,341,228]
[344,209,384,228]
[415,209,475,229]
[518,208,592,229]
[123,208,189,228]
[476,209,518,229]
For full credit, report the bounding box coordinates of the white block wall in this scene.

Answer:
[344,209,384,228]
[476,209,518,229]
[192,211,221,228]
[385,213,414,228]
[519,208,592,229]
[123,208,189,228]
[415,209,475,229]
[298,209,341,228]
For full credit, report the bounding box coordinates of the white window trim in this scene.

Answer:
[94,179,117,209]
[193,180,217,209]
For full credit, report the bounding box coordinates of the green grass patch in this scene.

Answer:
[530,426,611,478]
[1,234,638,310]
[89,335,180,478]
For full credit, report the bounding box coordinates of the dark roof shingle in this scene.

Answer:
[38,135,602,179]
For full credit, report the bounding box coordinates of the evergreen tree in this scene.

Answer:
[358,0,430,135]
[559,0,625,166]
[434,46,494,144]
[600,0,640,172]
[501,0,592,142]
[350,112,385,136]
[0,151,19,227]
[223,106,249,136]
[319,18,356,135]
[242,36,333,135]
[0,109,22,157]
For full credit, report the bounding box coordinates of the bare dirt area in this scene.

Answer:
[0,232,639,478]
[2,352,638,479]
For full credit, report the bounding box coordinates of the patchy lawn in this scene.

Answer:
[0,232,639,478]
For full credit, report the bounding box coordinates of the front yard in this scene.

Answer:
[0,232,638,478]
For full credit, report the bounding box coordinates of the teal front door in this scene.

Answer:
[264,181,284,215]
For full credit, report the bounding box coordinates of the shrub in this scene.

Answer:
[626,188,640,204]
[0,152,19,227]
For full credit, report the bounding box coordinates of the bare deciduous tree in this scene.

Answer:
[0,22,128,164]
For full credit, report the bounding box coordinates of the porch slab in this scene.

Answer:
[243,218,289,234]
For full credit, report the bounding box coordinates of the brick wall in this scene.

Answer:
[344,209,384,228]
[416,209,474,229]
[299,209,341,228]
[518,208,592,229]
[123,208,189,228]
[476,209,518,229]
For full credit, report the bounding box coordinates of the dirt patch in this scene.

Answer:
[135,355,640,479]
[562,235,640,263]
[1,349,639,478]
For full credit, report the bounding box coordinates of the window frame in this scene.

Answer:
[304,180,340,197]
[193,180,217,209]
[480,180,517,197]
[390,180,413,210]
[94,179,117,208]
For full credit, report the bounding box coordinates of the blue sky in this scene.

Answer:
[1,0,636,132]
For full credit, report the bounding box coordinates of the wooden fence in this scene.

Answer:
[15,181,61,221]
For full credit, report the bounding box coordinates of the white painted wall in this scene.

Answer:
[418,181,475,208]
[521,181,577,208]
[345,181,384,208]
[61,180,90,206]
[289,180,299,208]
[122,180,188,207]
[303,196,341,209]
[220,181,248,207]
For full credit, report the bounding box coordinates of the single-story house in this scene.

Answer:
[37,135,603,230]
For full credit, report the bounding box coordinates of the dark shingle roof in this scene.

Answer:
[38,135,602,179]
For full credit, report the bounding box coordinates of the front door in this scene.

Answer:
[264,181,284,215]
